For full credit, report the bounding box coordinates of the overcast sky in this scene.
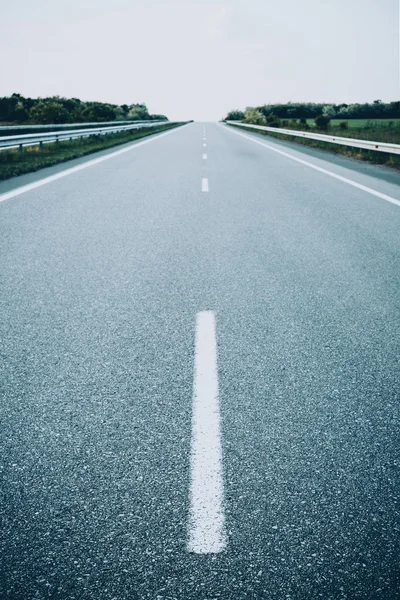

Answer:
[0,0,398,121]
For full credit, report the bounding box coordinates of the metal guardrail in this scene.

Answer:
[0,119,163,133]
[0,121,174,151]
[225,121,400,155]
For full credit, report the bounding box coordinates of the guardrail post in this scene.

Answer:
[39,141,43,150]
[19,143,23,153]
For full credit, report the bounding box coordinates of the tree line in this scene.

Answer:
[225,100,400,123]
[0,93,168,125]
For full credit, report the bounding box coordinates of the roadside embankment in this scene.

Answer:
[0,123,186,181]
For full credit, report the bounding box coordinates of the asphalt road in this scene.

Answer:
[1,123,399,600]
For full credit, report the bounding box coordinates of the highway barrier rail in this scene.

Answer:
[0,120,164,135]
[0,121,176,151]
[225,121,400,155]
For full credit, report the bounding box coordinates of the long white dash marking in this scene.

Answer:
[0,125,190,204]
[203,154,207,160]
[188,311,225,554]
[203,143,207,147]
[202,178,209,192]
[221,125,400,209]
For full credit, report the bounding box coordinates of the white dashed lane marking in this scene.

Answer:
[187,311,226,554]
[201,178,209,192]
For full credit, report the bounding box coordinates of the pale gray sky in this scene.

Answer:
[0,0,398,121]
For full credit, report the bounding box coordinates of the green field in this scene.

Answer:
[305,118,400,128]
[299,118,400,145]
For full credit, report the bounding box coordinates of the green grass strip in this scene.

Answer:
[0,123,185,181]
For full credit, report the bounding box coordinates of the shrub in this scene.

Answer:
[339,121,348,130]
[266,113,281,128]
[298,118,310,130]
[314,114,331,130]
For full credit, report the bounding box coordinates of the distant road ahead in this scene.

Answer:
[1,123,399,599]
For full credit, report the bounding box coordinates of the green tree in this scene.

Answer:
[29,100,71,124]
[13,106,29,122]
[323,104,336,118]
[243,107,266,125]
[81,103,117,122]
[0,95,20,122]
[0,93,168,124]
[128,103,150,120]
[225,110,244,121]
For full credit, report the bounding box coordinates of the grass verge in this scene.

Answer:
[305,118,400,131]
[228,124,400,170]
[0,123,185,181]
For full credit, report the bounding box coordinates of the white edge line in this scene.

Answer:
[221,124,400,208]
[0,124,191,204]
[187,311,226,554]
[202,178,209,192]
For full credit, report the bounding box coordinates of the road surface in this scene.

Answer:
[1,123,399,599]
